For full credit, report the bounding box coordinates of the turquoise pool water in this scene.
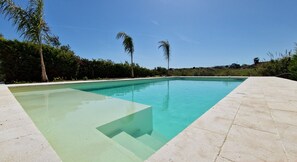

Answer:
[88,79,242,140]
[10,77,244,162]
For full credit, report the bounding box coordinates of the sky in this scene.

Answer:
[1,0,297,69]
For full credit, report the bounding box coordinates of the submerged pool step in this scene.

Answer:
[150,131,169,143]
[136,134,164,150]
[112,132,155,160]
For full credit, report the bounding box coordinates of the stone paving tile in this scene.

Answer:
[215,156,233,162]
[0,122,37,142]
[192,108,234,135]
[234,103,277,134]
[0,133,61,162]
[271,109,297,126]
[276,123,297,161]
[267,101,297,112]
[147,127,225,162]
[0,85,61,162]
[219,125,287,162]
[283,141,297,162]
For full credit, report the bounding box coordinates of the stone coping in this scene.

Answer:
[7,76,247,87]
[3,76,296,162]
[0,85,61,162]
[146,77,297,162]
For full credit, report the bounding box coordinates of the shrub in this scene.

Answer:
[0,39,153,83]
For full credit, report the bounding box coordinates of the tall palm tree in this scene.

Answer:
[0,0,52,81]
[158,40,171,76]
[116,32,135,78]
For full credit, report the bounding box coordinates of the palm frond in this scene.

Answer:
[158,40,170,61]
[116,32,134,55]
[0,0,51,44]
[116,32,127,39]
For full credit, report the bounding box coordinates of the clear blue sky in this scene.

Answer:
[1,0,297,69]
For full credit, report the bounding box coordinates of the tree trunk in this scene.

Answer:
[167,59,169,76]
[39,44,48,82]
[131,54,134,78]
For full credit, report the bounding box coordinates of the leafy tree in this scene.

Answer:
[60,44,72,52]
[0,0,54,81]
[158,40,171,75]
[116,32,135,77]
[289,54,297,80]
[47,35,61,48]
[254,57,260,65]
[153,67,167,76]
[0,33,3,38]
[229,63,241,69]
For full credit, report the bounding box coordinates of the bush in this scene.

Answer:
[289,53,297,80]
[0,39,153,83]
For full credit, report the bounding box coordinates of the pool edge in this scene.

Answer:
[2,76,247,161]
[0,84,61,162]
[7,76,248,88]
[146,76,296,162]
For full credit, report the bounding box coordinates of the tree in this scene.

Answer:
[254,57,260,65]
[116,32,135,77]
[60,44,72,52]
[0,33,3,38]
[158,40,171,76]
[47,35,61,48]
[229,63,241,69]
[0,0,54,81]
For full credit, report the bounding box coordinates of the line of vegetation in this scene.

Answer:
[169,49,297,81]
[0,38,156,83]
[1,36,297,83]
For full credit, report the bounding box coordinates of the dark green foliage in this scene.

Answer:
[0,0,55,81]
[170,67,259,76]
[289,54,297,80]
[170,49,297,81]
[254,57,260,65]
[229,63,241,69]
[0,39,153,83]
[152,67,167,76]
[1,38,297,83]
[256,52,293,79]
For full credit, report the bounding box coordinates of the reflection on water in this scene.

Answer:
[88,78,243,139]
[97,107,153,138]
[10,78,244,162]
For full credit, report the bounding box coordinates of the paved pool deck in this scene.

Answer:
[0,83,61,161]
[147,77,297,162]
[1,77,297,162]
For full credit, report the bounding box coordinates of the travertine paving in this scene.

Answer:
[0,85,61,162]
[1,77,297,162]
[147,77,297,162]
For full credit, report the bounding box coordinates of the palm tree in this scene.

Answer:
[253,57,260,65]
[158,40,171,76]
[0,0,52,81]
[116,32,135,78]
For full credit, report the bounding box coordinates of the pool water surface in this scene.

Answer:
[10,78,244,162]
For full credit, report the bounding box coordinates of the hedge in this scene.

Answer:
[0,39,154,83]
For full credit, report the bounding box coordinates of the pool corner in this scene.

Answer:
[0,84,61,162]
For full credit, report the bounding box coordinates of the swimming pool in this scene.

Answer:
[9,77,244,162]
